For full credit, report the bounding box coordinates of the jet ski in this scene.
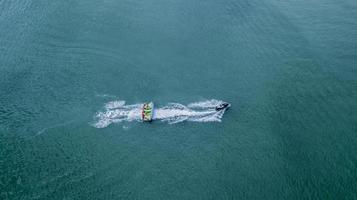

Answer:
[215,103,230,111]
[142,102,154,122]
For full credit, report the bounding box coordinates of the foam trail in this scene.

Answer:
[93,99,229,128]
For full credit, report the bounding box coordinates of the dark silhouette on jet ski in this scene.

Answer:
[215,103,230,111]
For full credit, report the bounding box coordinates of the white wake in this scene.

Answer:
[93,99,230,128]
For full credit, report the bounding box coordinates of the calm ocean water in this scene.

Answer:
[1,0,356,199]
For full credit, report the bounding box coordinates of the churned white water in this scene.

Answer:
[93,99,230,128]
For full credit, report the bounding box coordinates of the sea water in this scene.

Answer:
[1,0,356,199]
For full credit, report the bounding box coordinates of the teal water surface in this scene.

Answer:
[1,0,357,199]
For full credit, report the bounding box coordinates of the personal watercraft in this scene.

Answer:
[215,103,230,111]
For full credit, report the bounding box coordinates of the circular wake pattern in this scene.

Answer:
[93,99,230,128]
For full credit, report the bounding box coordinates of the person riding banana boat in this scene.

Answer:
[142,102,154,122]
